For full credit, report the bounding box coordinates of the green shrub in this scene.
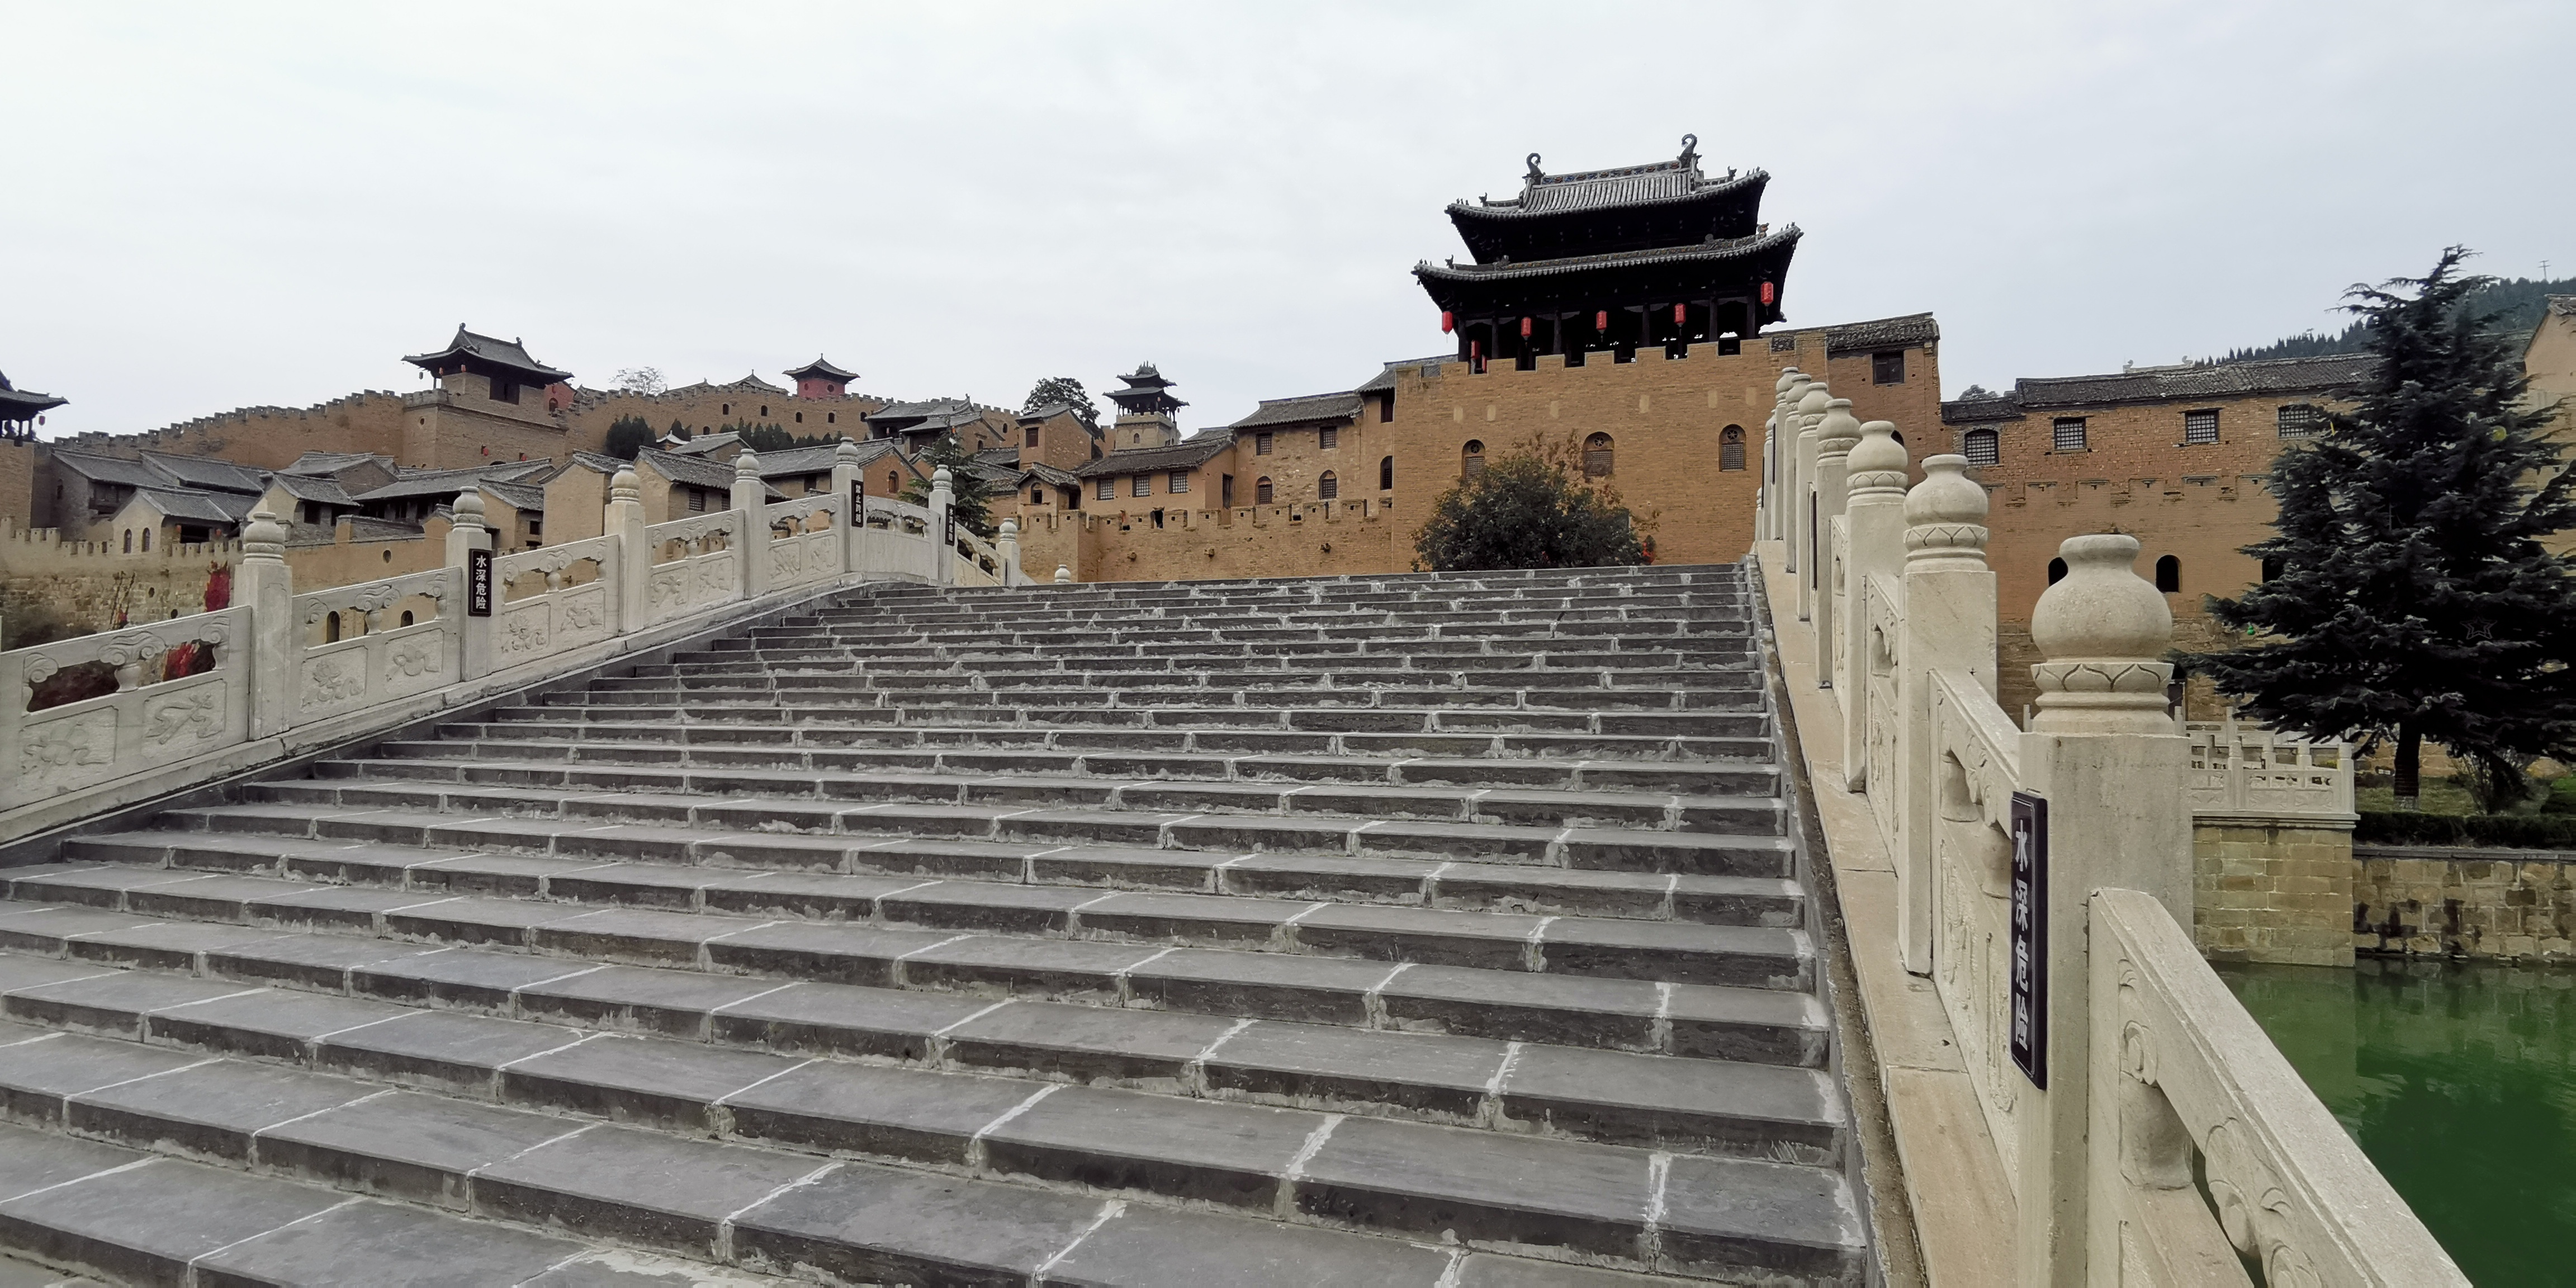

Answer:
[2355,810,2576,849]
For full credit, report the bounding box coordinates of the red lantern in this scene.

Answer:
[1760,281,1776,306]
[1519,317,1532,338]
[1440,311,1454,333]
[1673,304,1687,325]
[1595,310,1608,332]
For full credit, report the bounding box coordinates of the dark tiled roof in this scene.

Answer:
[2012,354,2378,410]
[2549,295,2576,320]
[1019,461,1083,488]
[1461,155,1764,219]
[482,480,546,514]
[49,448,167,489]
[636,447,787,499]
[662,432,741,457]
[754,444,845,478]
[1414,226,1800,283]
[402,326,572,383]
[1230,392,1363,430]
[267,473,357,506]
[1820,313,1940,356]
[1072,433,1235,479]
[784,356,858,381]
[357,462,554,503]
[0,370,65,420]
[128,487,253,524]
[139,452,270,495]
[281,451,392,476]
[342,515,425,542]
[1939,396,2026,426]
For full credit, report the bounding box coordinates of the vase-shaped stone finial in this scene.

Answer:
[1816,399,1863,458]
[2029,533,2175,734]
[1904,456,1988,571]
[1848,421,1908,499]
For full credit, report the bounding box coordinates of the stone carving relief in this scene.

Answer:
[500,609,550,656]
[301,655,366,710]
[385,639,442,684]
[143,685,225,746]
[21,711,113,780]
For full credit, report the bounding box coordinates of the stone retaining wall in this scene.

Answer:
[2354,844,2576,961]
[2196,818,2356,967]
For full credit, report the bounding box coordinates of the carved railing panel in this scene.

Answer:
[769,529,840,591]
[1828,515,1850,693]
[2094,888,2468,1285]
[0,606,252,811]
[296,619,457,724]
[2182,722,2353,818]
[1926,665,2029,1193]
[1862,572,1903,847]
[646,512,742,562]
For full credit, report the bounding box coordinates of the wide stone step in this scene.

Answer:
[415,731,1781,794]
[0,939,1843,1163]
[161,780,1792,876]
[523,696,1774,739]
[0,959,1863,1282]
[573,682,1761,718]
[335,750,1781,836]
[0,1117,801,1286]
[470,711,1777,761]
[608,666,1765,694]
[4,864,1824,1064]
[647,654,1765,680]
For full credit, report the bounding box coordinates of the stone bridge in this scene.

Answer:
[0,408,2461,1285]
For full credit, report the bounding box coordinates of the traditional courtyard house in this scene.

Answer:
[1223,392,1368,512]
[103,487,252,551]
[657,430,744,461]
[1068,433,1237,528]
[864,398,1016,456]
[628,446,785,523]
[278,451,397,496]
[47,449,171,533]
[1015,402,1104,471]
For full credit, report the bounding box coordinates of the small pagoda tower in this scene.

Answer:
[0,371,65,442]
[784,356,859,400]
[1105,363,1186,449]
[402,325,574,407]
[1414,135,1801,370]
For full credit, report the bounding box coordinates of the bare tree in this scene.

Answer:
[613,367,666,396]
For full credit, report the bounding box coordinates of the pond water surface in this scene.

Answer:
[2217,958,2576,1286]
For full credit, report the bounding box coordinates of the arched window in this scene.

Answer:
[2048,557,2068,585]
[325,612,342,643]
[122,529,133,553]
[794,412,803,424]
[887,470,898,493]
[1719,427,1745,472]
[827,412,836,424]
[1318,471,1339,500]
[1963,428,2000,467]
[1031,488,1044,505]
[1379,456,1394,490]
[140,529,151,552]
[399,610,414,628]
[722,403,730,416]
[1462,440,1486,481]
[2154,555,2180,593]
[1255,476,1275,504]
[1584,433,1614,479]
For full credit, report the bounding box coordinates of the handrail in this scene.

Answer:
[2092,888,2468,1285]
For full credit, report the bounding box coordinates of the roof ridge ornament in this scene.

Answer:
[1679,134,1698,169]
[1525,153,1543,182]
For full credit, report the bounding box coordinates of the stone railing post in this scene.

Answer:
[1841,420,1909,783]
[829,438,862,576]
[1055,565,1073,585]
[731,448,766,600]
[1811,397,1860,681]
[997,518,1021,586]
[930,466,956,585]
[239,507,295,738]
[605,465,646,635]
[1779,369,1811,571]
[1898,455,1996,975]
[446,490,495,681]
[1792,380,1829,617]
[2015,532,2191,1288]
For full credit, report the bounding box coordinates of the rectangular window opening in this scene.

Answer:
[2053,418,2089,452]
[1168,470,1190,494]
[1319,427,1338,449]
[1132,475,1150,498]
[2183,409,2219,444]
[1872,351,1905,385]
[1255,432,1273,456]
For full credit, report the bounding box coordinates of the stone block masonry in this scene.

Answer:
[2354,846,2576,960]
[2195,821,2356,967]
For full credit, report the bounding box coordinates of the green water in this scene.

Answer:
[2217,959,2576,1287]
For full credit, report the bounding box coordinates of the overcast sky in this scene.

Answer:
[2,2,2566,439]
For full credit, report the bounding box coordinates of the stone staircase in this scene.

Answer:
[0,564,1871,1286]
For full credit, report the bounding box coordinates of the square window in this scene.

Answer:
[1168,470,1189,494]
[2053,418,2089,452]
[2277,404,2322,438]
[1319,427,1338,449]
[1096,478,1115,501]
[1025,427,1039,448]
[2183,409,2219,444]
[1255,432,1273,455]
[1963,428,2000,467]
[1132,475,1150,498]
[688,487,706,512]
[1871,351,1905,385]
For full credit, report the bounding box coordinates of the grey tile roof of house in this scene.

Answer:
[1230,392,1365,430]
[1466,160,1764,217]
[2017,354,2376,411]
[784,356,858,381]
[636,447,787,499]
[1415,226,1799,283]
[281,451,394,476]
[139,452,272,495]
[1353,356,1455,394]
[49,448,168,490]
[752,444,844,478]
[267,473,358,506]
[130,487,253,524]
[1940,396,2027,425]
[1019,461,1083,489]
[357,463,550,503]
[1072,432,1236,479]
[1819,312,1941,356]
[482,480,546,513]
[663,432,741,457]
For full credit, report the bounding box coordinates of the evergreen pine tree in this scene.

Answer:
[899,434,998,538]
[2187,248,2576,810]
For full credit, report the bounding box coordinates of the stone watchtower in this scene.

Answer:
[400,326,576,469]
[783,356,859,401]
[1105,363,1186,450]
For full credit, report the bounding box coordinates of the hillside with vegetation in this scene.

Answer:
[2216,274,2573,364]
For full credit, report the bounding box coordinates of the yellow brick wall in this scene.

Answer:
[2354,849,2576,961]
[2193,821,2355,967]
